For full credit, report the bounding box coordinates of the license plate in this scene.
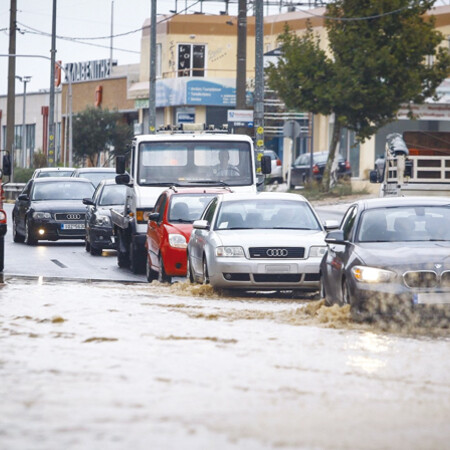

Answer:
[61,223,85,230]
[265,264,290,273]
[416,292,450,304]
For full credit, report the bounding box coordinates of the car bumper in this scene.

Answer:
[208,257,322,290]
[90,226,116,250]
[162,247,188,277]
[30,219,86,241]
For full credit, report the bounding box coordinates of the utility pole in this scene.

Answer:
[6,0,17,181]
[16,76,31,168]
[48,0,57,166]
[236,0,247,110]
[254,0,265,165]
[148,0,156,134]
[110,1,114,70]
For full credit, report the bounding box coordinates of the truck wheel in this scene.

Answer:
[130,239,146,274]
[116,231,130,268]
[146,255,157,282]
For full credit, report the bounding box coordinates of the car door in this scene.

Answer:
[147,193,168,269]
[324,205,358,303]
[190,197,218,275]
[291,154,309,185]
[86,184,102,235]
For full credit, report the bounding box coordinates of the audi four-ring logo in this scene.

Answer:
[266,248,288,257]
[66,214,81,220]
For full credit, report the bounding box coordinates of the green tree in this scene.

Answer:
[72,107,133,167]
[266,0,450,191]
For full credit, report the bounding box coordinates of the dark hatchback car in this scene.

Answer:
[320,197,450,320]
[12,177,95,245]
[288,151,351,188]
[83,179,127,255]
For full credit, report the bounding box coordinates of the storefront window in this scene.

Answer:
[177,44,206,77]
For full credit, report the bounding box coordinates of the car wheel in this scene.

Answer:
[202,256,210,285]
[85,238,91,252]
[146,255,157,282]
[187,254,195,283]
[24,219,37,246]
[90,244,102,256]
[320,274,332,306]
[341,278,352,306]
[12,217,25,243]
[158,254,172,283]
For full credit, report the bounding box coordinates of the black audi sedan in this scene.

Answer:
[12,177,95,245]
[82,179,127,255]
[320,197,450,320]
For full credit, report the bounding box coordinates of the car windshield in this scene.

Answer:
[137,141,253,187]
[215,199,322,230]
[77,172,115,187]
[168,194,218,223]
[358,206,450,242]
[99,185,127,206]
[31,181,95,201]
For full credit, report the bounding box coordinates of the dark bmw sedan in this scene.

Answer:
[83,179,127,255]
[320,197,450,320]
[12,177,95,245]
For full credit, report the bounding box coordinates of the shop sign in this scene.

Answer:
[64,59,114,83]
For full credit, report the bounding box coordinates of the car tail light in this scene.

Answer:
[345,160,351,170]
[276,158,282,166]
[312,164,320,174]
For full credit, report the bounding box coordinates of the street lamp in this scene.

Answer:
[15,75,32,168]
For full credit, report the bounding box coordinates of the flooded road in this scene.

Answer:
[1,276,449,449]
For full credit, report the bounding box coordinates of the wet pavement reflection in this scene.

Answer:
[0,276,449,449]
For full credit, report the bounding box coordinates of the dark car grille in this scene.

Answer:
[249,247,305,259]
[440,271,450,288]
[55,213,86,221]
[403,271,438,289]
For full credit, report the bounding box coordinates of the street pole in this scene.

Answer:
[6,0,17,182]
[148,0,156,134]
[48,0,57,166]
[254,0,265,170]
[236,0,247,110]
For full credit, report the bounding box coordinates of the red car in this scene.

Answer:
[145,187,229,283]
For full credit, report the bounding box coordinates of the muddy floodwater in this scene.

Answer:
[0,277,449,450]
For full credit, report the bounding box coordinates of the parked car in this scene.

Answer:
[288,151,351,188]
[12,177,95,245]
[82,179,127,255]
[145,187,229,283]
[187,192,336,291]
[71,167,116,187]
[320,196,450,320]
[32,167,75,178]
[264,150,283,184]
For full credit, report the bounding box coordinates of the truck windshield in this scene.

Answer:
[137,141,253,187]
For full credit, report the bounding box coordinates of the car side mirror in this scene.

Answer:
[18,194,29,201]
[193,219,209,230]
[323,220,339,231]
[115,173,131,186]
[116,155,126,174]
[148,212,160,222]
[261,155,272,174]
[369,170,379,183]
[82,197,94,206]
[325,230,346,245]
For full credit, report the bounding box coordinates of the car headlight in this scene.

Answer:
[94,215,111,227]
[351,265,396,283]
[32,212,52,219]
[168,233,187,248]
[216,246,245,257]
[309,246,327,258]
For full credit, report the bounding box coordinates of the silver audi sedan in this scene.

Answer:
[187,192,333,291]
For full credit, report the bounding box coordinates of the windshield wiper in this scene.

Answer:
[187,180,230,186]
[272,227,313,230]
[170,219,192,223]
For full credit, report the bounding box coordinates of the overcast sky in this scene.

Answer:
[0,0,291,96]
